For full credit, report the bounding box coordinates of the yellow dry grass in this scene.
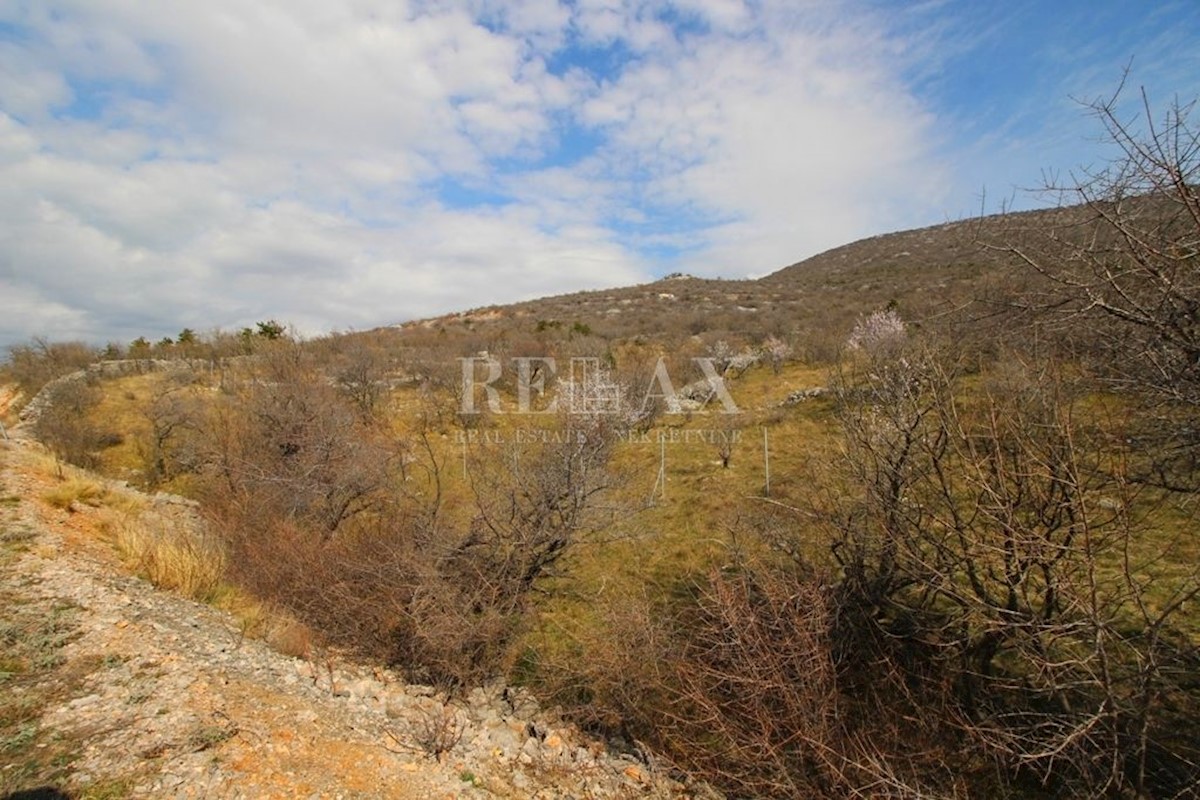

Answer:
[41,477,109,511]
[38,465,145,516]
[108,514,226,603]
[86,372,169,481]
[214,589,315,658]
[0,383,21,426]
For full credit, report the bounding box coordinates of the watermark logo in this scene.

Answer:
[458,356,739,416]
[454,426,743,446]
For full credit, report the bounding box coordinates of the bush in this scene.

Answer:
[192,342,624,688]
[32,379,106,470]
[2,338,99,406]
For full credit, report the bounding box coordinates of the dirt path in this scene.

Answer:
[0,432,694,799]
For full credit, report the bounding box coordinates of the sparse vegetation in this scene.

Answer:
[0,500,86,796]
[34,379,107,474]
[8,85,1200,798]
[2,338,100,411]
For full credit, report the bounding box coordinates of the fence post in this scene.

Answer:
[762,427,770,496]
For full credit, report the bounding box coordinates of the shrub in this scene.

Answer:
[2,338,99,406]
[33,379,105,470]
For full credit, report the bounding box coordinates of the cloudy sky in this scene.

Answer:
[1,0,1197,349]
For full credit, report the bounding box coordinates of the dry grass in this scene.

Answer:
[42,476,110,511]
[38,470,145,517]
[109,515,226,603]
[262,614,316,658]
[26,429,317,659]
[214,588,315,658]
[0,384,21,429]
[87,373,158,477]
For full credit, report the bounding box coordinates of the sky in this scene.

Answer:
[0,0,1197,350]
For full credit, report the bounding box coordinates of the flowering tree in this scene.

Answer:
[846,309,906,355]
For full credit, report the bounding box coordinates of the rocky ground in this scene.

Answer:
[0,421,703,799]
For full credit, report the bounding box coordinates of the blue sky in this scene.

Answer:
[0,0,1197,349]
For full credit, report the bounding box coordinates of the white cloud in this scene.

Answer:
[0,104,646,346]
[0,44,71,120]
[9,0,1167,349]
[575,1,948,273]
[0,1,633,347]
[673,0,753,33]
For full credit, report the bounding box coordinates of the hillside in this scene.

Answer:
[383,200,1104,362]
[0,428,691,799]
[3,186,1198,799]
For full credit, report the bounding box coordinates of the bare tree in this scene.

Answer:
[33,377,104,473]
[984,81,1200,490]
[139,374,203,488]
[333,340,391,419]
[825,335,1200,797]
[198,343,395,540]
[714,413,740,469]
[3,338,99,406]
[454,411,621,610]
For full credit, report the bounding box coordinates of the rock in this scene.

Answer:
[623,763,650,784]
[520,736,541,763]
[348,678,381,701]
[780,386,828,406]
[151,492,200,508]
[479,720,522,760]
[384,694,411,720]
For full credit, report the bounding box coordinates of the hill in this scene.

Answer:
[383,200,1104,363]
[3,183,1198,799]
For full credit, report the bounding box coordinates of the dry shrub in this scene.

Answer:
[212,586,315,657]
[33,378,106,470]
[198,346,624,689]
[2,338,99,406]
[263,614,315,659]
[817,332,1200,796]
[541,561,952,799]
[665,567,842,797]
[111,515,226,603]
[383,568,522,687]
[215,510,527,688]
[530,587,675,741]
[402,703,467,760]
[194,347,395,540]
[658,566,949,799]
